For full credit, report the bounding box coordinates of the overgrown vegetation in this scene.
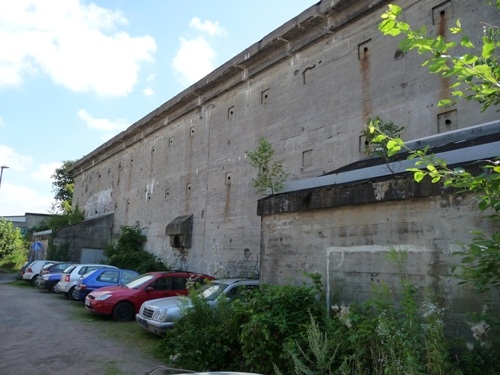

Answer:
[247,136,289,195]
[155,255,500,374]
[361,117,405,159]
[0,218,28,269]
[104,225,170,274]
[51,160,78,214]
[156,280,325,374]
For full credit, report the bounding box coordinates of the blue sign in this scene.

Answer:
[31,241,43,251]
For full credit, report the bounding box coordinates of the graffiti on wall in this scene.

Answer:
[154,237,260,278]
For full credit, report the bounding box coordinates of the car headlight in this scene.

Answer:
[152,309,167,321]
[95,294,112,301]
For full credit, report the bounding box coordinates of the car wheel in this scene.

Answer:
[70,286,81,301]
[112,302,135,322]
[30,275,39,287]
[50,282,59,293]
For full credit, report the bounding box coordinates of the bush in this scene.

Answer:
[105,225,170,273]
[0,218,28,269]
[157,294,250,371]
[156,281,325,374]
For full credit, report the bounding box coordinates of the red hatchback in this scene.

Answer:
[84,271,214,321]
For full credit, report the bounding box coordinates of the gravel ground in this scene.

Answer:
[0,271,165,375]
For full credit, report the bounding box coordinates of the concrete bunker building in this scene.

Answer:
[64,0,500,318]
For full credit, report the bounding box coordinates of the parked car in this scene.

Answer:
[39,273,63,293]
[136,278,259,335]
[16,261,30,280]
[22,260,59,287]
[75,268,139,301]
[57,264,118,301]
[37,262,74,292]
[85,271,215,322]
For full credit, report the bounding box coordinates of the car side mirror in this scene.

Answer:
[146,286,154,292]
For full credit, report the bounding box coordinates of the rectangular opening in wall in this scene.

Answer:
[261,89,269,104]
[302,65,316,85]
[437,109,457,133]
[359,134,368,153]
[186,183,192,194]
[169,137,173,146]
[190,126,195,137]
[225,172,232,186]
[228,106,235,120]
[432,1,452,26]
[302,150,313,168]
[358,39,372,60]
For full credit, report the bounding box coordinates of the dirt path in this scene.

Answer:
[0,272,165,375]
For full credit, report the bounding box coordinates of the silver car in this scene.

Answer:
[57,263,118,300]
[136,278,259,335]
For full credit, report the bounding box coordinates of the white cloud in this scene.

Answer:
[0,0,157,96]
[172,36,216,86]
[189,17,226,37]
[78,109,128,133]
[143,87,154,96]
[0,182,53,216]
[31,162,62,183]
[0,145,33,171]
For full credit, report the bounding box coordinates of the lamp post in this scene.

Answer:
[0,165,9,190]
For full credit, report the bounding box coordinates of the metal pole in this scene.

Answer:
[0,165,9,190]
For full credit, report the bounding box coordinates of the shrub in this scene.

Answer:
[156,281,325,374]
[0,218,28,269]
[105,225,170,273]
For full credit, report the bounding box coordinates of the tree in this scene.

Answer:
[51,160,77,214]
[375,3,500,292]
[0,218,27,269]
[247,136,289,195]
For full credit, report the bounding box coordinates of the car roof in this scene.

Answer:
[214,278,259,285]
[146,271,213,276]
[64,264,116,271]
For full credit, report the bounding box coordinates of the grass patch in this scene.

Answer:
[70,301,162,358]
[7,279,32,288]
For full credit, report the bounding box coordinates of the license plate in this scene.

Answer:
[138,317,148,328]
[85,299,91,307]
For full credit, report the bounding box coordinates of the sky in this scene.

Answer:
[0,0,317,217]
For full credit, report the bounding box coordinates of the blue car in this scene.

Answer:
[75,268,139,301]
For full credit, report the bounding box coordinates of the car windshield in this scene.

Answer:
[197,283,228,301]
[124,274,154,289]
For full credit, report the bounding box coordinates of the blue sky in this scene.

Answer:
[0,0,316,216]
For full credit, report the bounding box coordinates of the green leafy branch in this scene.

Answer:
[379,3,500,111]
[247,136,289,195]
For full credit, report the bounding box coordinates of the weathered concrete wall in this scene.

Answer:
[52,214,114,262]
[258,176,498,328]
[69,0,499,281]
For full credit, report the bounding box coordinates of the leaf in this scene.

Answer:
[414,171,425,182]
[482,39,495,59]
[438,99,452,106]
[379,20,398,35]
